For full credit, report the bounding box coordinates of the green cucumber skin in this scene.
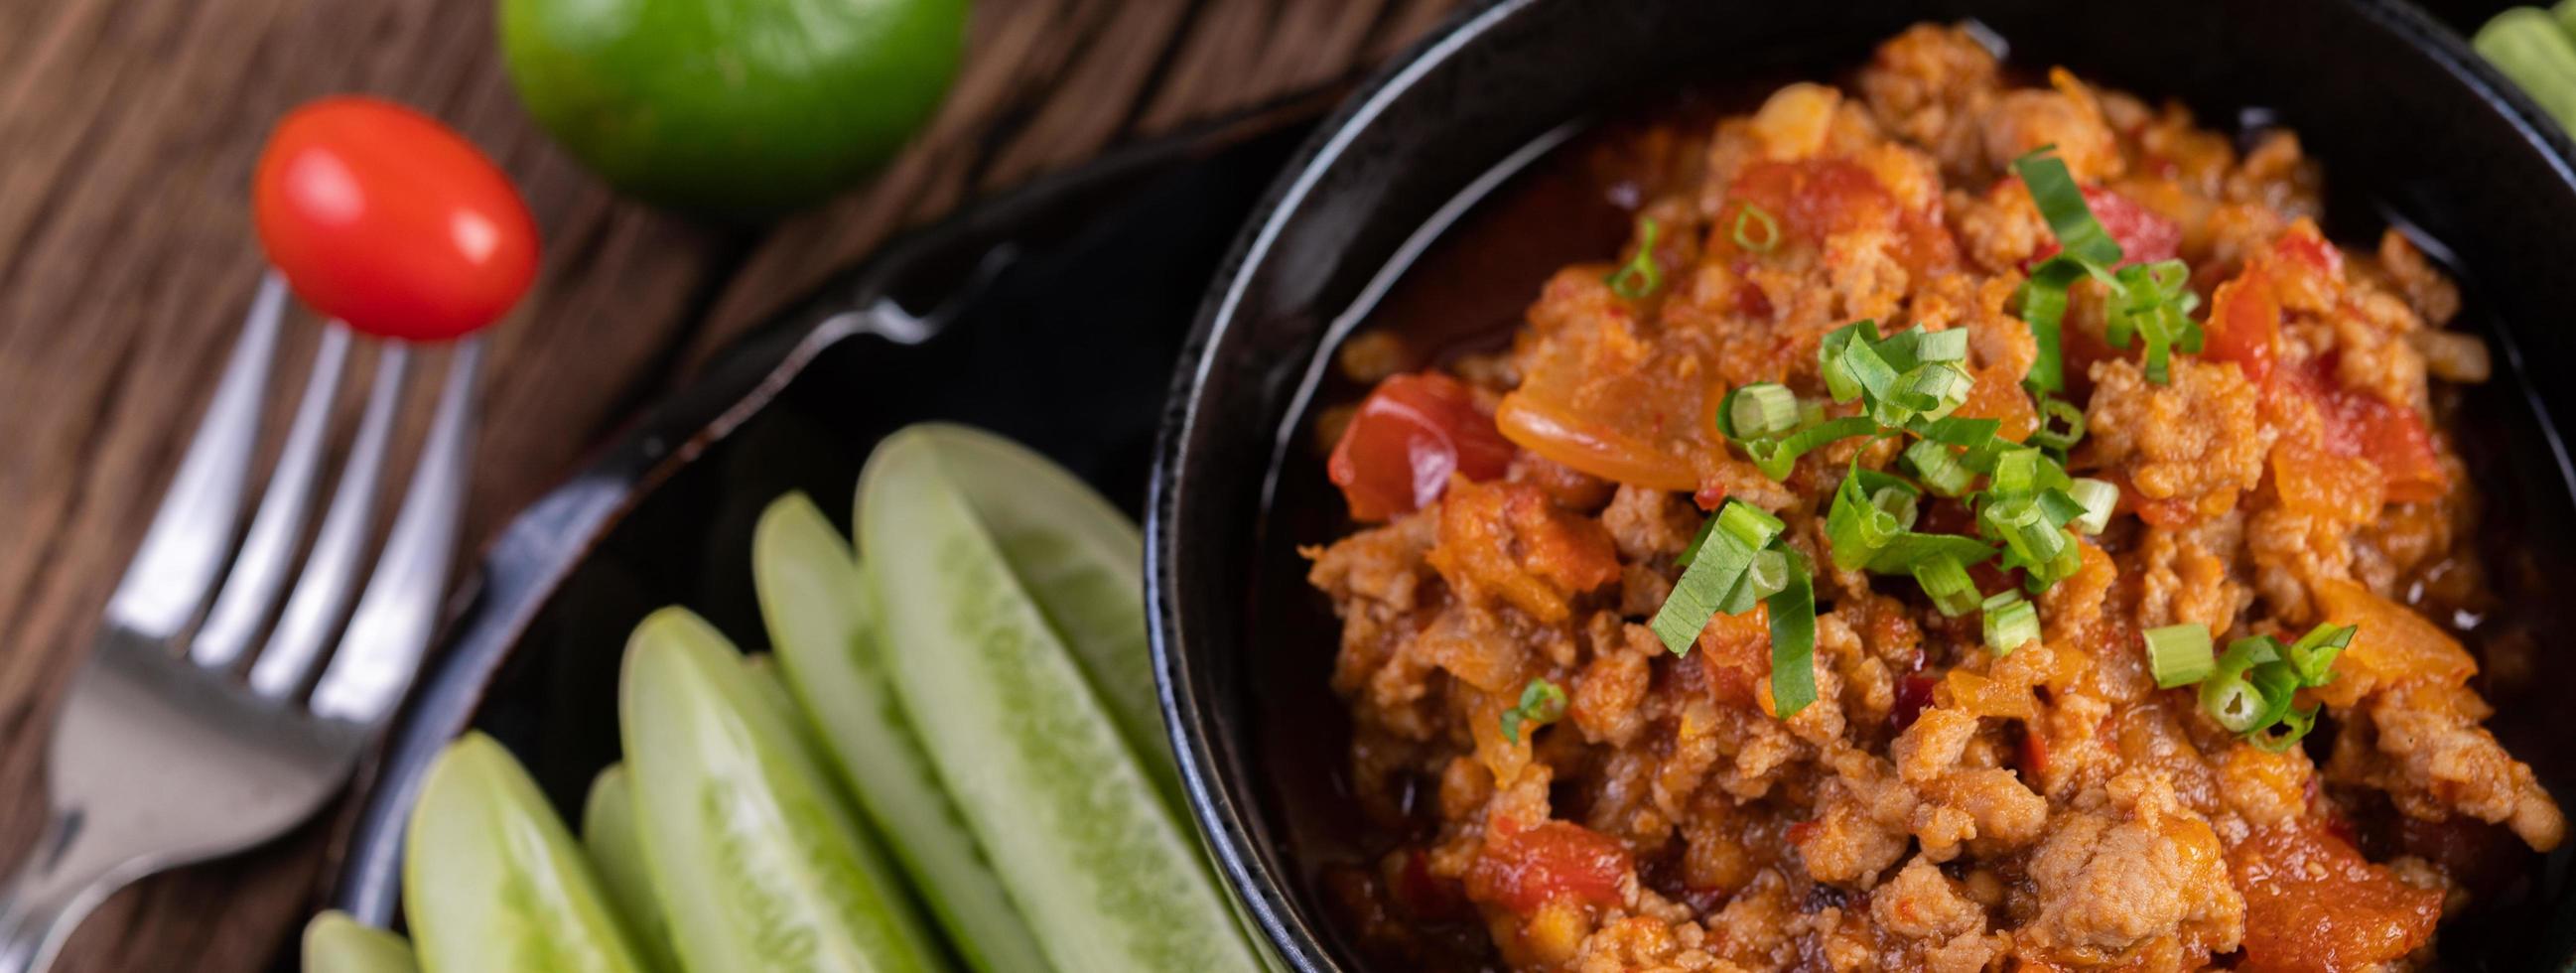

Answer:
[303,911,420,973]
[620,608,954,973]
[404,734,658,973]
[583,765,681,971]
[861,427,1263,973]
[919,426,1182,808]
[2480,8,2576,133]
[753,492,1054,973]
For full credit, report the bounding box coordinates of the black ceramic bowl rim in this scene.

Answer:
[1148,1,2576,970]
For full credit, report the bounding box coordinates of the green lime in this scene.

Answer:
[499,0,967,215]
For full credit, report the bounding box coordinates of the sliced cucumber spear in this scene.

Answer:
[859,425,1263,973]
[910,426,1181,808]
[404,733,659,973]
[581,765,679,971]
[2480,7,2576,134]
[303,910,419,973]
[620,607,953,973]
[752,492,1052,973]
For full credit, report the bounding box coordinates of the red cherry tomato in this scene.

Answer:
[1327,373,1516,521]
[2030,187,2182,266]
[253,96,539,341]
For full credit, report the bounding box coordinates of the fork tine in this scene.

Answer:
[103,273,290,639]
[187,325,354,670]
[244,346,410,700]
[309,339,480,723]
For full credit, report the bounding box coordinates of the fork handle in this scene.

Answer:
[0,812,124,973]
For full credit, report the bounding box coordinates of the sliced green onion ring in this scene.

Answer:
[1498,678,1568,743]
[1606,217,1664,300]
[1914,555,1979,617]
[2067,478,2118,535]
[1733,203,1782,253]
[1904,439,1975,497]
[2145,623,2214,688]
[2030,397,2088,451]
[1724,383,1800,441]
[1983,591,2039,654]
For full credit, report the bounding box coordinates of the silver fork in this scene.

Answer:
[0,273,479,972]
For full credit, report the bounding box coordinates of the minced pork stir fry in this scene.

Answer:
[1305,24,2564,973]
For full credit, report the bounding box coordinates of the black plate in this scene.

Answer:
[323,114,1317,923]
[1151,1,2576,970]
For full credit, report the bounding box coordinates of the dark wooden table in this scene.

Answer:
[0,0,1454,967]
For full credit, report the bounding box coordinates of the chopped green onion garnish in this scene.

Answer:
[1498,677,1568,743]
[2200,637,2281,732]
[1723,383,1800,441]
[1741,415,1878,481]
[2249,703,2321,753]
[2283,624,2356,686]
[1606,217,1664,300]
[1903,439,1975,496]
[1820,321,1878,402]
[1982,591,2039,654]
[1733,202,1782,253]
[1724,549,1793,614]
[1861,532,1998,574]
[2015,146,2122,266]
[2029,397,2087,451]
[1913,555,1979,617]
[2145,623,2214,688]
[1653,500,1776,653]
[1717,501,1787,549]
[2067,478,2118,534]
[1882,361,1972,425]
[1911,415,2002,446]
[1765,551,1818,718]
[1914,328,1969,363]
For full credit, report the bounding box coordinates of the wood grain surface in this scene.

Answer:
[0,0,1454,967]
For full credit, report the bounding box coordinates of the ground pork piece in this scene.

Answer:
[1600,485,1701,562]
[1427,477,1622,625]
[2085,357,2268,520]
[1981,70,2122,184]
[1573,914,1731,973]
[2021,770,2244,965]
[1570,618,1657,747]
[2134,522,2248,632]
[2376,229,2460,328]
[1799,759,1915,886]
[1857,23,2002,179]
[2339,682,2566,851]
[1890,706,2050,860]
[1871,856,1987,940]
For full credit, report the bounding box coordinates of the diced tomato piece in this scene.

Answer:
[2016,729,2051,777]
[1466,821,1632,913]
[1890,674,1938,733]
[2032,188,2181,266]
[2203,268,2280,384]
[1328,373,1516,520]
[1391,848,1474,921]
[2308,578,2477,707]
[2232,824,2441,973]
[1694,604,1772,709]
[1713,159,1958,275]
[2286,359,2445,504]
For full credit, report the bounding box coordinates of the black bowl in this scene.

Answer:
[1149,1,2576,970]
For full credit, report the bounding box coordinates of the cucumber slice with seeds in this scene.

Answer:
[303,911,419,973]
[404,733,657,973]
[912,427,1179,807]
[581,765,679,971]
[620,608,952,973]
[859,425,1262,973]
[754,492,1051,973]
